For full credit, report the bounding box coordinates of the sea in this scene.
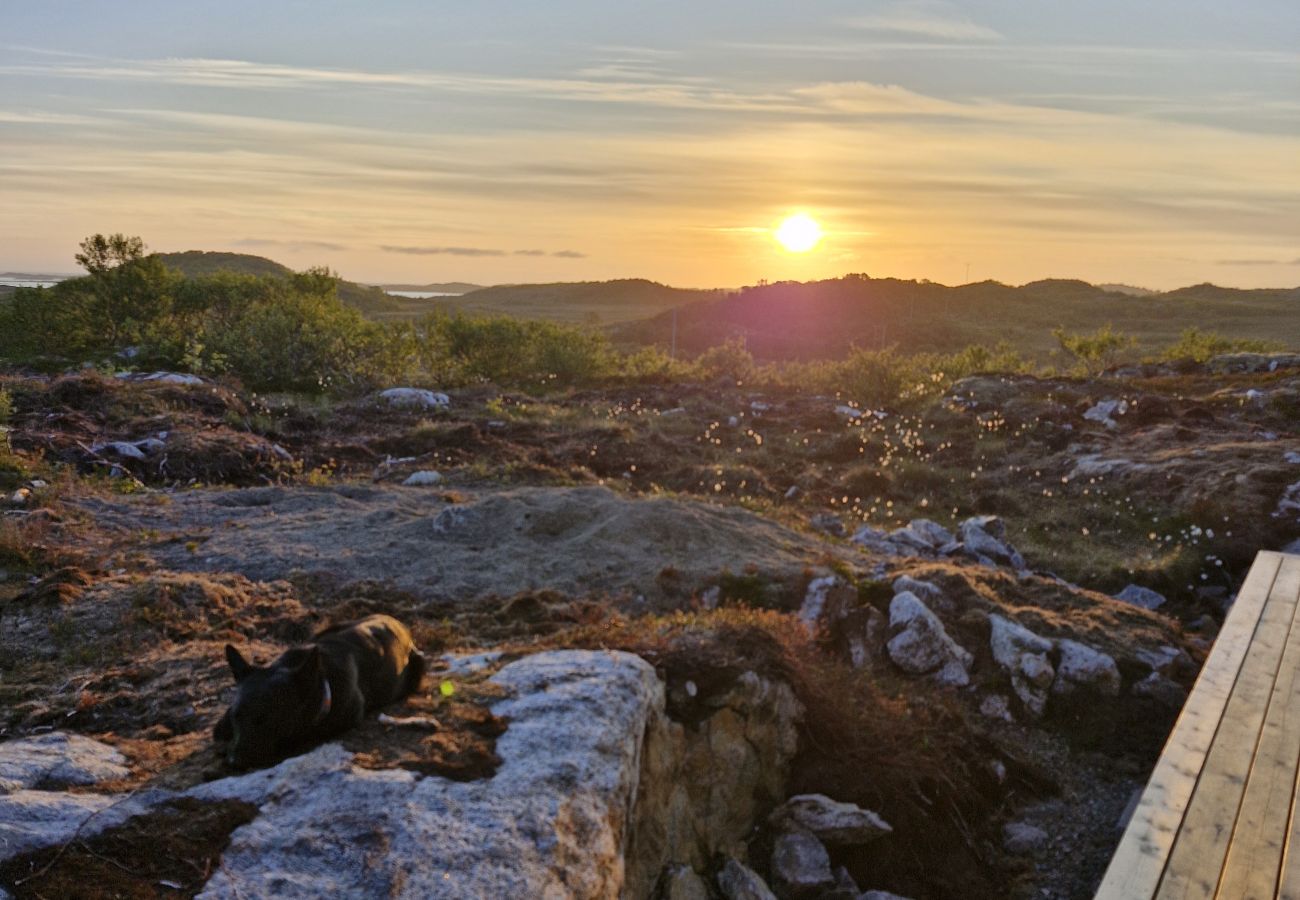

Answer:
[385,290,464,299]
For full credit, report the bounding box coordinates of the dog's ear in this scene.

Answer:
[225,644,253,682]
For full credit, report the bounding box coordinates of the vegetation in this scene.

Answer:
[1052,324,1137,375]
[1158,327,1281,363]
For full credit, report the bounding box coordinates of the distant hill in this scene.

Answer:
[436,278,723,324]
[1098,283,1156,297]
[612,275,1300,360]
[157,251,402,315]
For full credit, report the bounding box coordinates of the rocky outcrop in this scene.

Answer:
[988,615,1055,718]
[852,515,1027,573]
[768,794,892,846]
[886,592,972,686]
[1115,584,1167,611]
[378,387,450,409]
[1,651,803,900]
[770,830,834,898]
[1053,639,1122,697]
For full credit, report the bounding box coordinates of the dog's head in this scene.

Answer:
[222,644,328,769]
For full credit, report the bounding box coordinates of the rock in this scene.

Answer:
[716,858,778,900]
[90,440,149,460]
[115,371,205,385]
[892,575,945,608]
[835,405,863,419]
[850,525,896,554]
[378,387,450,410]
[750,401,771,412]
[660,407,687,417]
[0,788,163,861]
[958,517,1025,570]
[1207,352,1300,375]
[770,830,834,898]
[0,732,131,793]
[809,513,845,537]
[1053,640,1121,697]
[1003,821,1049,855]
[902,519,954,548]
[845,606,886,668]
[439,651,504,675]
[1083,398,1128,428]
[1115,584,1167,611]
[860,893,913,900]
[662,864,711,900]
[195,651,662,897]
[768,794,891,846]
[988,615,1055,717]
[980,695,1014,722]
[886,592,972,686]
[799,575,841,632]
[1132,672,1188,709]
[401,470,443,487]
[783,486,800,500]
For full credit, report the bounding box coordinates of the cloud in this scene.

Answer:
[1216,257,1300,265]
[513,249,546,256]
[382,245,507,257]
[843,2,1002,42]
[551,250,587,258]
[234,238,348,252]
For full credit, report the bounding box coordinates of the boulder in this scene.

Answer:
[716,858,778,900]
[988,615,1055,717]
[1083,399,1128,429]
[902,519,954,548]
[799,575,841,632]
[662,865,711,900]
[1053,640,1121,697]
[1132,672,1189,709]
[1115,584,1167,611]
[401,470,443,487]
[845,606,886,669]
[768,794,891,846]
[770,830,834,898]
[0,732,130,793]
[980,695,1014,722]
[809,513,846,537]
[860,893,913,900]
[115,371,204,386]
[886,592,972,686]
[0,788,163,860]
[892,575,945,610]
[958,517,1025,570]
[378,387,450,410]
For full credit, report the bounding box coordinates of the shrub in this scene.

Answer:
[1052,324,1135,375]
[693,337,756,382]
[1158,327,1281,364]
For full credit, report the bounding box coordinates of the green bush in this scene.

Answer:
[693,337,756,382]
[1158,327,1281,364]
[1052,324,1135,375]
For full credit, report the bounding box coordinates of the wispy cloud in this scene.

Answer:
[234,237,348,252]
[1216,257,1300,266]
[382,245,507,257]
[843,1,1002,42]
[513,249,546,256]
[551,250,586,258]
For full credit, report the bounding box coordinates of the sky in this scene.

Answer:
[2,1,1298,289]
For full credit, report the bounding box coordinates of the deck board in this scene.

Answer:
[1095,551,1287,899]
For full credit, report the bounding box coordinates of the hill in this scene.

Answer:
[612,275,1300,359]
[435,278,722,324]
[157,251,402,316]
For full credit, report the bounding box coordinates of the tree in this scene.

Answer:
[1052,324,1136,375]
[75,233,146,275]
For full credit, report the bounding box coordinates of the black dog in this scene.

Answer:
[214,614,426,769]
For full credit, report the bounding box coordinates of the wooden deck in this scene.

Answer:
[1097,551,1300,899]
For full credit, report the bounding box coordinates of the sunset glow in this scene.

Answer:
[774,214,823,253]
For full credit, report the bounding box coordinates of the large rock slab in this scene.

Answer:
[196,650,659,898]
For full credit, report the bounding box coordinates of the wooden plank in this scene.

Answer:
[1095,551,1283,899]
[1155,555,1300,899]
[1213,555,1300,898]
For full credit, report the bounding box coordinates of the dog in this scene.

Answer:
[214,614,426,769]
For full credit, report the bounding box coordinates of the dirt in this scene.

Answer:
[0,798,258,899]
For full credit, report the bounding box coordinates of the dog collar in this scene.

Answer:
[314,678,332,723]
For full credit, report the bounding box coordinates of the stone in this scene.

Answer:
[958,517,1024,570]
[988,614,1055,717]
[662,865,711,900]
[799,575,841,632]
[378,387,450,410]
[810,513,846,537]
[1132,672,1188,709]
[1002,821,1049,855]
[196,650,663,898]
[716,858,779,900]
[980,695,1014,722]
[902,519,954,548]
[846,606,886,668]
[768,794,892,846]
[1083,398,1128,428]
[1053,639,1121,697]
[770,830,834,898]
[0,732,131,793]
[401,470,443,487]
[115,371,205,386]
[1115,584,1167,611]
[0,788,163,861]
[860,893,913,900]
[886,592,972,686]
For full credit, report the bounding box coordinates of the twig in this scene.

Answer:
[14,785,145,886]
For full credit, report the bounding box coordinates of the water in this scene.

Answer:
[0,276,68,288]
[385,290,464,299]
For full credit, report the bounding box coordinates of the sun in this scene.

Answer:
[774,213,823,253]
